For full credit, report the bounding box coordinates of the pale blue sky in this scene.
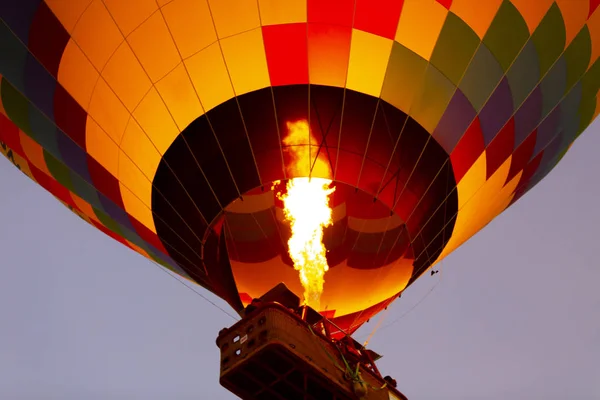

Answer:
[1,123,599,400]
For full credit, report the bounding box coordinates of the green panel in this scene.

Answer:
[381,42,428,113]
[1,80,31,135]
[577,96,596,136]
[93,208,123,236]
[482,1,530,72]
[581,58,600,100]
[410,65,456,133]
[531,3,566,77]
[540,57,566,117]
[458,44,503,112]
[43,150,74,191]
[507,41,541,109]
[28,106,61,157]
[69,171,102,209]
[430,12,480,86]
[0,21,27,92]
[564,26,592,93]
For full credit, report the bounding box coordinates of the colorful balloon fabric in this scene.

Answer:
[1,0,599,334]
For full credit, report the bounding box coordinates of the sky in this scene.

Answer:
[0,123,599,400]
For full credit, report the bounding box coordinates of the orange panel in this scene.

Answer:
[132,88,180,155]
[208,0,260,38]
[45,0,93,33]
[19,134,51,176]
[103,0,158,36]
[556,0,589,45]
[510,0,554,33]
[87,79,130,144]
[396,0,448,60]
[161,0,217,59]
[589,9,600,66]
[155,63,203,131]
[85,116,120,177]
[102,42,152,112]
[450,0,503,39]
[58,40,99,109]
[71,0,123,70]
[128,11,181,82]
[258,0,307,25]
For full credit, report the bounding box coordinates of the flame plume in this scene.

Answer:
[276,120,335,309]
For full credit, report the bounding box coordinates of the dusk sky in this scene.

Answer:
[1,122,598,399]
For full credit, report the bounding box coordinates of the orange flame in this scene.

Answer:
[276,120,335,309]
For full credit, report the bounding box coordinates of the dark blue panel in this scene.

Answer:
[24,53,56,120]
[56,130,92,184]
[0,0,41,44]
[479,77,514,145]
[514,86,542,148]
[533,106,562,157]
[432,89,476,154]
[98,193,136,234]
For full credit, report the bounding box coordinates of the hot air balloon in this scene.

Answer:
[1,0,599,398]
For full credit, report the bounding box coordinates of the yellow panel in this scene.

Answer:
[440,156,519,259]
[45,0,93,33]
[208,0,260,38]
[85,116,120,177]
[103,0,158,36]
[71,0,123,70]
[155,63,203,131]
[185,42,234,112]
[220,28,271,96]
[58,40,99,109]
[102,42,152,111]
[347,30,393,97]
[128,12,181,82]
[133,88,180,155]
[556,0,588,46]
[258,0,306,25]
[589,10,600,66]
[395,0,448,60]
[20,134,51,176]
[450,0,502,39]
[510,0,554,33]
[161,0,217,59]
[119,181,157,233]
[87,79,130,144]
[71,193,100,223]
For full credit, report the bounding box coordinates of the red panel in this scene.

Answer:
[308,0,354,26]
[486,117,515,179]
[506,131,536,184]
[450,118,485,183]
[129,216,169,255]
[357,160,387,195]
[254,149,285,186]
[263,23,308,86]
[332,150,362,185]
[54,84,87,148]
[590,0,600,17]
[239,292,253,304]
[0,113,25,157]
[509,152,543,206]
[28,2,70,77]
[354,0,404,39]
[87,155,125,208]
[330,295,396,337]
[92,219,129,246]
[436,0,453,10]
[29,163,72,205]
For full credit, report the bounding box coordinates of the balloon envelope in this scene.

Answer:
[1,0,599,334]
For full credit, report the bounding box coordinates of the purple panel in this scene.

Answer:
[98,193,136,234]
[533,106,562,157]
[478,77,514,146]
[24,53,56,120]
[0,0,41,43]
[56,130,92,184]
[538,134,563,170]
[514,86,542,148]
[432,89,476,154]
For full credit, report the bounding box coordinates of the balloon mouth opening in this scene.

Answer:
[220,179,411,317]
